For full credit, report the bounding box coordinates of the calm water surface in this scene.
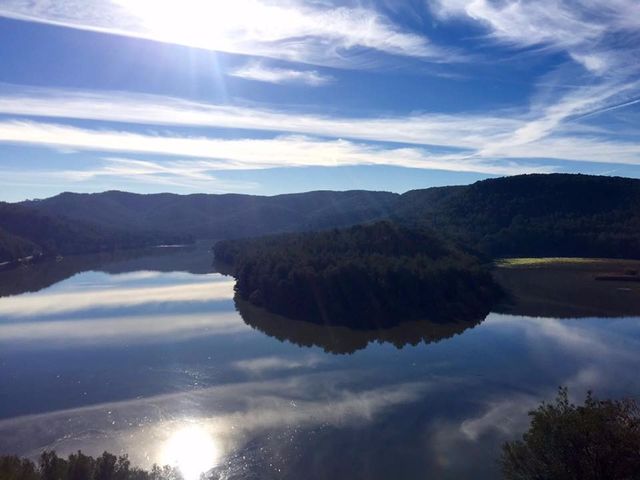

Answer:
[1,246,640,479]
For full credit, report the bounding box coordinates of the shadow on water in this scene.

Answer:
[235,295,487,355]
[493,260,640,318]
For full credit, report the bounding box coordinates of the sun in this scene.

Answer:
[161,423,220,480]
[112,0,277,51]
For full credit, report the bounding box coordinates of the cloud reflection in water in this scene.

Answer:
[0,275,234,318]
[0,311,248,347]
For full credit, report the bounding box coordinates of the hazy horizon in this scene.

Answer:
[3,165,494,202]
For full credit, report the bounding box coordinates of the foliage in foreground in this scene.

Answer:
[0,450,182,480]
[502,388,640,480]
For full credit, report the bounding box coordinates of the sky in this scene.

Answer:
[0,0,639,201]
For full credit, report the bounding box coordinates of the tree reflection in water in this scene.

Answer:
[235,296,488,355]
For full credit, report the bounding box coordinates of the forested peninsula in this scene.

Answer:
[214,221,500,328]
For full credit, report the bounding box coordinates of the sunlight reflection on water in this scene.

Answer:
[161,423,220,480]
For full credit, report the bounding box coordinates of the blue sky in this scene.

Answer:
[0,0,639,201]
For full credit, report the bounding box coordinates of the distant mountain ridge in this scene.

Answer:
[21,189,398,238]
[2,173,640,263]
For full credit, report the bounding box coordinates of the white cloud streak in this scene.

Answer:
[0,120,543,175]
[425,0,640,170]
[0,0,448,67]
[228,61,334,86]
[429,0,640,75]
[0,85,639,171]
[0,86,517,149]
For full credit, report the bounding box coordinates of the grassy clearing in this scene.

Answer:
[495,257,614,268]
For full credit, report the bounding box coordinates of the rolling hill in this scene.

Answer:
[392,174,640,258]
[22,189,398,238]
[0,202,191,263]
[3,173,640,263]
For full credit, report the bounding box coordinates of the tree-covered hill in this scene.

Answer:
[393,174,640,258]
[215,221,499,328]
[23,189,398,238]
[0,202,191,263]
[7,173,640,263]
[0,225,39,263]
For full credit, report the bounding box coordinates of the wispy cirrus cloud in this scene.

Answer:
[57,157,259,190]
[427,0,640,172]
[477,81,640,158]
[0,85,639,169]
[0,120,545,175]
[228,61,334,86]
[0,1,638,190]
[0,86,519,149]
[0,164,259,194]
[429,0,640,75]
[0,0,450,67]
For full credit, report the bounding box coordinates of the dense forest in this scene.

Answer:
[215,221,499,328]
[0,451,181,480]
[0,225,39,263]
[0,202,192,263]
[22,189,397,239]
[393,174,640,258]
[4,173,640,263]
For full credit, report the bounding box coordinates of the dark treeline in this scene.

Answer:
[0,202,192,263]
[394,174,640,259]
[0,451,182,480]
[215,221,500,328]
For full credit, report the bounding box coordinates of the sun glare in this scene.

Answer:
[114,0,287,51]
[161,424,220,480]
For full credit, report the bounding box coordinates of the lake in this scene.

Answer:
[1,245,640,480]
